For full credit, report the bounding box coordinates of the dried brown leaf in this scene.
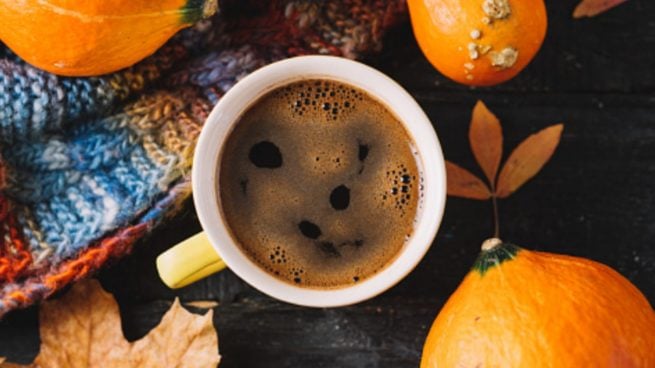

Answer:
[573,0,628,18]
[469,101,503,186]
[446,161,491,200]
[1,279,220,368]
[496,124,563,198]
[35,279,132,367]
[131,299,218,367]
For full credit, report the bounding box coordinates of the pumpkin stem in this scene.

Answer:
[182,0,219,24]
[481,238,503,251]
[202,0,219,19]
[473,239,520,275]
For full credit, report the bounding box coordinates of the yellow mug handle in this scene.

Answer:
[156,232,227,289]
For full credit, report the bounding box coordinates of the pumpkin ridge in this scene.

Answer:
[472,239,520,275]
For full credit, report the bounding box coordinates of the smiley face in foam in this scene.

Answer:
[219,79,422,289]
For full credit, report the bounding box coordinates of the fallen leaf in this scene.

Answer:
[1,279,220,368]
[469,101,503,186]
[573,0,628,18]
[446,101,564,237]
[446,161,491,200]
[496,124,563,198]
[36,279,131,367]
[131,299,219,367]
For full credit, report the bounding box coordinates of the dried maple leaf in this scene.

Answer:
[469,101,503,187]
[0,279,220,368]
[496,124,563,198]
[446,161,491,200]
[573,0,628,18]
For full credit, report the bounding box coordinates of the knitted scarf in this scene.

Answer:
[0,0,407,318]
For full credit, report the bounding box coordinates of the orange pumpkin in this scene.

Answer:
[422,238,655,367]
[408,0,547,86]
[0,0,218,76]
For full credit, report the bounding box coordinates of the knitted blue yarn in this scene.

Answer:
[6,94,193,259]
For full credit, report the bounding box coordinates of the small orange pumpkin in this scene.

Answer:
[0,0,218,76]
[408,0,547,86]
[422,238,655,367]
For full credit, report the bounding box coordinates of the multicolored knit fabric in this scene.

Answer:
[0,0,407,317]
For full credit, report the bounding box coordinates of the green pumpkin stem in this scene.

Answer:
[182,0,219,24]
[473,238,521,275]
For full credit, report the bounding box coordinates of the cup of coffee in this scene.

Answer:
[156,56,446,307]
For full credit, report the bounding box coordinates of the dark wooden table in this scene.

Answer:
[2,1,654,367]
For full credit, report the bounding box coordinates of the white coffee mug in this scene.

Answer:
[157,55,446,307]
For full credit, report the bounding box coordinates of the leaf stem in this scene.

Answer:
[491,194,500,238]
[489,173,499,238]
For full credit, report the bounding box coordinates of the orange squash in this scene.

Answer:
[0,0,218,76]
[422,238,655,367]
[408,0,547,86]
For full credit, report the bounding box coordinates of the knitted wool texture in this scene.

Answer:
[0,0,407,317]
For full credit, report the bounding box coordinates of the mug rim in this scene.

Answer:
[193,55,446,307]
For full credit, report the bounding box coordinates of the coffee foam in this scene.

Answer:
[219,79,422,289]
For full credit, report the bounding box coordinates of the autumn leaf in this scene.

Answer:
[496,124,564,198]
[0,279,220,368]
[446,161,491,200]
[445,101,564,237]
[130,299,219,367]
[469,100,503,186]
[573,0,628,18]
